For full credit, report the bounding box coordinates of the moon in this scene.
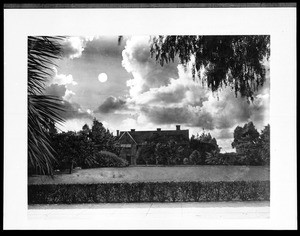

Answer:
[98,73,108,83]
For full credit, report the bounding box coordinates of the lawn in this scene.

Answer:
[28,165,270,185]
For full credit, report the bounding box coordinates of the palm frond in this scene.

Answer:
[28,36,66,175]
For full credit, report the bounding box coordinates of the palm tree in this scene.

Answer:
[28,36,65,175]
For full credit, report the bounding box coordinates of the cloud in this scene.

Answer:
[121,36,270,136]
[122,36,179,97]
[56,118,93,132]
[60,100,93,120]
[51,67,77,86]
[62,89,76,102]
[140,105,214,130]
[95,96,127,114]
[44,84,66,98]
[82,36,125,59]
[62,37,87,59]
[141,106,190,125]
[61,35,127,61]
[214,128,234,140]
[43,65,94,120]
[43,83,93,120]
[130,75,209,107]
[54,35,269,152]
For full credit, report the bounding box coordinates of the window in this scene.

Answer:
[120,144,132,148]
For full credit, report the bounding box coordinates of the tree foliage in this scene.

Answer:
[94,151,129,167]
[51,131,97,173]
[137,142,156,165]
[154,140,184,165]
[205,150,224,165]
[189,150,204,165]
[137,134,186,165]
[49,120,123,173]
[190,132,220,159]
[150,35,270,101]
[232,122,270,165]
[90,118,119,154]
[232,122,260,153]
[258,124,270,165]
[28,36,66,175]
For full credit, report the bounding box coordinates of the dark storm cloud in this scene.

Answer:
[95,96,127,114]
[210,87,268,130]
[60,36,125,60]
[60,101,93,120]
[82,36,125,59]
[141,106,190,125]
[44,84,92,120]
[192,111,215,130]
[140,106,214,130]
[44,84,66,98]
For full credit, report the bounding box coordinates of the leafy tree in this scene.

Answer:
[90,118,119,154]
[150,35,270,101]
[94,151,129,167]
[91,119,107,149]
[258,124,270,165]
[231,122,269,165]
[205,150,224,165]
[50,119,123,173]
[189,150,204,165]
[232,122,260,153]
[154,140,183,165]
[81,123,91,136]
[190,132,220,161]
[51,131,97,173]
[138,134,185,165]
[28,36,65,175]
[205,151,244,165]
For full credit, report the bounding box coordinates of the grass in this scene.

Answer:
[28,165,270,185]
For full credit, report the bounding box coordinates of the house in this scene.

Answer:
[117,125,189,165]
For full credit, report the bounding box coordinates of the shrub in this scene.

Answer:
[183,157,190,165]
[28,181,270,204]
[189,150,204,165]
[205,150,224,165]
[93,151,129,167]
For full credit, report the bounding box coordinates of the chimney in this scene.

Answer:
[176,125,180,130]
[157,128,161,131]
[130,129,135,132]
[116,130,120,137]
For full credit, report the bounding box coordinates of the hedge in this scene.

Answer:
[28,181,270,204]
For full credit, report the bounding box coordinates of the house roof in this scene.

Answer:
[118,131,137,144]
[118,129,189,144]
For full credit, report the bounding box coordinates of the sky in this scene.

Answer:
[44,35,270,153]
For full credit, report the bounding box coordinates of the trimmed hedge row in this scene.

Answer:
[28,181,270,204]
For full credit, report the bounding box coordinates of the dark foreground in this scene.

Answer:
[28,166,270,204]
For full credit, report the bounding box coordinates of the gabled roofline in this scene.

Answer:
[126,131,137,144]
[118,131,137,144]
[118,132,126,140]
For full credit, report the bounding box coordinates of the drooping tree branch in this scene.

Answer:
[150,35,270,101]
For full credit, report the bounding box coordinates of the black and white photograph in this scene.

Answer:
[4,4,297,230]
